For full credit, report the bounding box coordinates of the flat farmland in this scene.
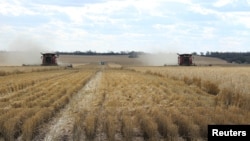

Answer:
[57,55,143,66]
[0,55,249,141]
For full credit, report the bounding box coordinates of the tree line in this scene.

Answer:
[193,52,250,64]
[56,50,144,58]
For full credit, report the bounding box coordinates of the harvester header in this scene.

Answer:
[178,53,193,66]
[41,52,58,66]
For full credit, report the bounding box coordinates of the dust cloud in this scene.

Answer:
[0,38,50,66]
[139,53,178,66]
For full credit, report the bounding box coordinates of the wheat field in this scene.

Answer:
[0,60,249,141]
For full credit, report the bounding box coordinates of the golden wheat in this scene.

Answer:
[0,65,97,140]
[1,64,249,140]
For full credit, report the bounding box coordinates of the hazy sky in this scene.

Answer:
[0,0,250,53]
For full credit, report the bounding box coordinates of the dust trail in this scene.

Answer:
[43,71,102,141]
[0,38,50,66]
[138,53,178,66]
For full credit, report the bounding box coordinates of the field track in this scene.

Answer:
[43,71,102,141]
[0,62,249,141]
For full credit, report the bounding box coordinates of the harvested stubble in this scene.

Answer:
[84,113,98,140]
[149,107,178,139]
[1,65,249,140]
[121,115,134,141]
[137,110,158,140]
[0,66,97,140]
[71,68,250,140]
[103,115,116,141]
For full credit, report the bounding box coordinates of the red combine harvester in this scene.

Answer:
[178,54,194,66]
[23,52,72,68]
[41,53,58,66]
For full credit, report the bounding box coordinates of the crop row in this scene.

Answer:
[0,69,73,95]
[0,66,65,76]
[0,67,97,140]
[71,68,250,141]
[129,66,250,110]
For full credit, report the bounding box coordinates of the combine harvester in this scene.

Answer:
[41,52,72,68]
[177,53,195,66]
[23,52,72,68]
[41,52,58,66]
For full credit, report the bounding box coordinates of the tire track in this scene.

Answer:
[41,71,102,141]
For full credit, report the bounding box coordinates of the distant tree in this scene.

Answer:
[206,51,250,64]
[86,50,96,55]
[239,57,246,63]
[200,52,204,56]
[206,51,210,56]
[109,51,115,55]
[192,52,197,55]
[120,51,128,55]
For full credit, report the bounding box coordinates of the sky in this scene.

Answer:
[0,0,250,54]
